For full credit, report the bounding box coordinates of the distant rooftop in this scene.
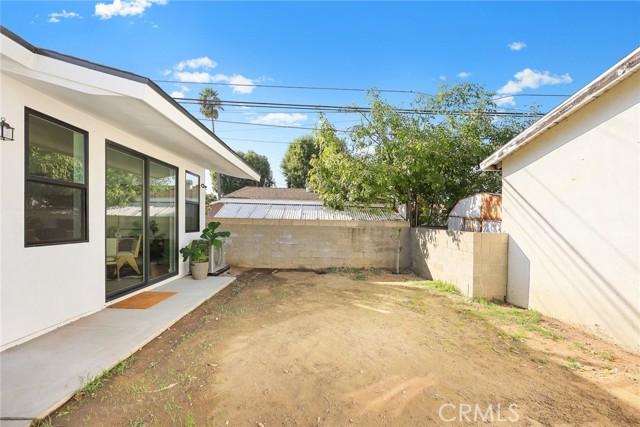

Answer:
[210,202,405,222]
[223,187,321,202]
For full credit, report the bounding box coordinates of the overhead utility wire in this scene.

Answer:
[214,119,340,132]
[491,94,570,101]
[178,98,545,117]
[224,137,294,145]
[160,79,571,100]
[158,80,427,95]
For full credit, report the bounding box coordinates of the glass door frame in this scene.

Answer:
[105,141,179,301]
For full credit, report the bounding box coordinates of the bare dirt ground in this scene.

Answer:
[43,268,640,427]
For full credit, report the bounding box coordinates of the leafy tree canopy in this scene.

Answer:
[212,150,274,195]
[280,135,319,188]
[309,82,539,226]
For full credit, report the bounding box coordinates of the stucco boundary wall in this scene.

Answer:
[218,218,411,270]
[410,228,508,300]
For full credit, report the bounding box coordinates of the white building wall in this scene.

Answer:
[1,74,207,349]
[502,71,640,352]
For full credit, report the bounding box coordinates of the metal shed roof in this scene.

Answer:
[211,202,404,221]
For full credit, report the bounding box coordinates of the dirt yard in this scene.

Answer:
[43,269,640,426]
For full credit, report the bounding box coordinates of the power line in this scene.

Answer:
[159,79,427,95]
[224,137,294,145]
[215,119,339,132]
[160,78,571,101]
[179,98,546,117]
[491,94,571,101]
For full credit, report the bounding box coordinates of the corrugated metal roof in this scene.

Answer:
[106,206,174,217]
[212,202,404,221]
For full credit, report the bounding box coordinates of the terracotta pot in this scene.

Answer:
[190,260,209,280]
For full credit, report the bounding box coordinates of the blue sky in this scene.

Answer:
[2,1,639,188]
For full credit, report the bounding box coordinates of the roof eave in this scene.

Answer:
[480,46,640,171]
[0,26,260,182]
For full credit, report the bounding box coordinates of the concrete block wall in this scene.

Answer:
[217,218,411,270]
[410,228,508,299]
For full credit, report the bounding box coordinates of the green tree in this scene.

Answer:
[106,168,142,207]
[212,150,274,195]
[199,87,224,132]
[309,83,539,226]
[280,135,319,188]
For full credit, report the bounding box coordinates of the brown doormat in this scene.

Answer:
[109,291,177,309]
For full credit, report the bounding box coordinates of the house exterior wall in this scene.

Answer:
[0,73,207,349]
[216,218,410,270]
[410,228,508,299]
[501,71,640,352]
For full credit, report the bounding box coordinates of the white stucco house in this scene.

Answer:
[0,27,259,350]
[481,48,640,352]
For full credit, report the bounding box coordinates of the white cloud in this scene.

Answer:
[95,0,168,20]
[173,71,257,94]
[170,91,185,99]
[439,75,447,81]
[494,95,515,107]
[174,57,217,71]
[48,10,81,23]
[507,41,527,51]
[169,56,256,94]
[251,113,307,126]
[496,68,572,105]
[174,71,212,83]
[226,75,256,94]
[457,71,471,79]
[499,68,572,94]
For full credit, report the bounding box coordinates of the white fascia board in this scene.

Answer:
[1,35,141,98]
[480,47,640,171]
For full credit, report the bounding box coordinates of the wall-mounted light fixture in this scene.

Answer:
[200,184,208,189]
[1,117,15,141]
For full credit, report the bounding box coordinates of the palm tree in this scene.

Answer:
[199,87,224,132]
[199,87,224,197]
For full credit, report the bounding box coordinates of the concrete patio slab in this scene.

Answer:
[0,275,234,427]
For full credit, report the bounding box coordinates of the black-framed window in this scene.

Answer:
[25,109,88,246]
[185,171,200,232]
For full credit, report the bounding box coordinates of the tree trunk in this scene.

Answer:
[216,172,222,198]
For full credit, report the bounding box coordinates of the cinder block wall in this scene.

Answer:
[217,218,411,270]
[410,228,508,299]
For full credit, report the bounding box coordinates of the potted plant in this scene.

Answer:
[180,221,230,280]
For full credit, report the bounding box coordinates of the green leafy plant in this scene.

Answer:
[416,280,460,294]
[564,357,583,370]
[180,222,230,263]
[179,239,209,263]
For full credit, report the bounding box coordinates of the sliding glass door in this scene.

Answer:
[105,144,177,300]
[149,161,177,281]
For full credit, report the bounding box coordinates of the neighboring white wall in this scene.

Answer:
[410,228,508,299]
[0,74,207,349]
[501,71,640,352]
